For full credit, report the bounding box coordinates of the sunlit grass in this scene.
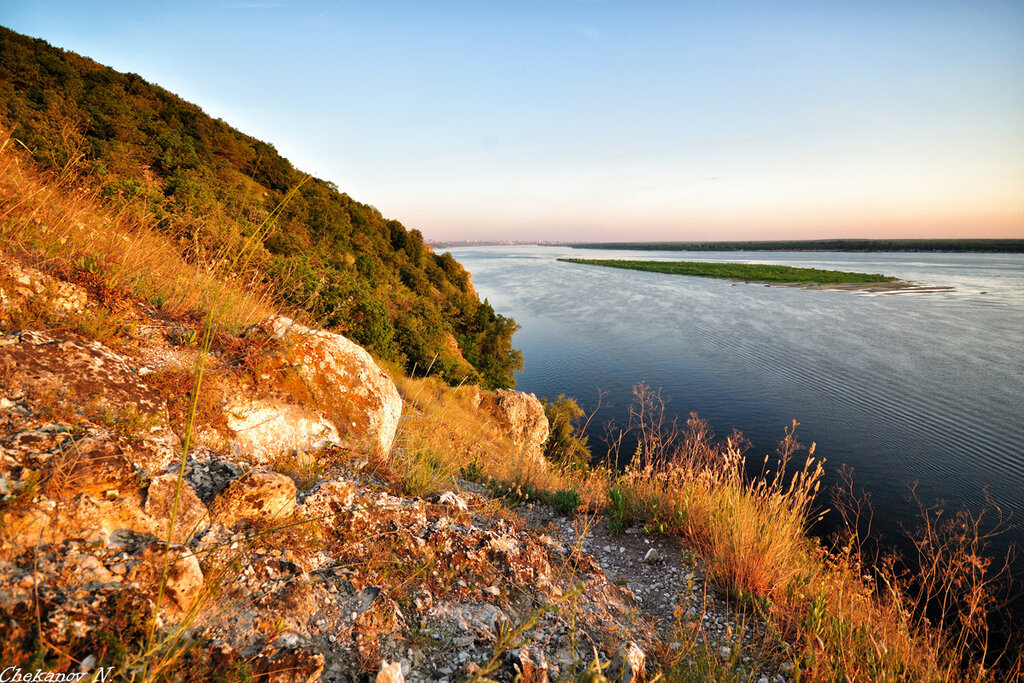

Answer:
[0,130,278,333]
[604,385,1019,681]
[386,372,609,508]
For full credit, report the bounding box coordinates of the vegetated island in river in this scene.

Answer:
[559,257,947,292]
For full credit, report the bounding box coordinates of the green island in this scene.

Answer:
[559,257,898,285]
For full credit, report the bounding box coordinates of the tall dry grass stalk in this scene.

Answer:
[136,170,306,681]
[612,385,824,602]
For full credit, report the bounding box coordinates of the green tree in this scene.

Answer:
[541,395,591,468]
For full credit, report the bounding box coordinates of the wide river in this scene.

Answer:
[449,245,1024,560]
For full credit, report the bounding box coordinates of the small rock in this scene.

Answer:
[438,491,468,512]
[412,587,433,610]
[250,643,325,683]
[78,655,97,673]
[430,601,508,638]
[213,470,296,527]
[83,528,108,546]
[610,641,645,683]
[513,647,549,682]
[145,473,209,543]
[719,645,732,661]
[182,457,244,503]
[129,543,204,612]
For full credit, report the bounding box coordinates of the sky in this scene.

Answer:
[2,1,1023,242]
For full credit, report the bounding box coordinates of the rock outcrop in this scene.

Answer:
[0,256,788,682]
[249,316,402,456]
[0,329,180,473]
[490,389,550,462]
[0,258,88,322]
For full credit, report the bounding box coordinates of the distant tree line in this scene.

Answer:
[574,239,1024,253]
[0,26,521,387]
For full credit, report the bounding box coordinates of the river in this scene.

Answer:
[449,245,1024,562]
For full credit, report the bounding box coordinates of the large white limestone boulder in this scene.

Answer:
[251,316,402,455]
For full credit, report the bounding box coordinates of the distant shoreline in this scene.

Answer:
[571,238,1024,253]
[431,238,1024,253]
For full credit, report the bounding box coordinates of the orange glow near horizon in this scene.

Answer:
[417,201,1024,243]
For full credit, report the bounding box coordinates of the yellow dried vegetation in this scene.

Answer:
[0,129,279,333]
[609,384,1020,681]
[388,372,608,509]
[390,373,1021,680]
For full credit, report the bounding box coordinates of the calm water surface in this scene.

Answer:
[450,246,1024,556]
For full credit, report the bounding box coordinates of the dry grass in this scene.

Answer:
[0,130,278,333]
[604,384,1020,682]
[0,129,315,679]
[389,373,608,508]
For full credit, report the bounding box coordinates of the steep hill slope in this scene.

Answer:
[0,25,520,388]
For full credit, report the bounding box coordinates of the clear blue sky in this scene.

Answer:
[2,1,1022,241]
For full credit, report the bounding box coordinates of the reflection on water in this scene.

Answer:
[450,246,1024,556]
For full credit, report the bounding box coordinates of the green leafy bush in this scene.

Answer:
[541,394,591,467]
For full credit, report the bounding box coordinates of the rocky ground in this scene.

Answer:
[0,258,795,681]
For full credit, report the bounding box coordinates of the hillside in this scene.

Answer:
[0,25,520,388]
